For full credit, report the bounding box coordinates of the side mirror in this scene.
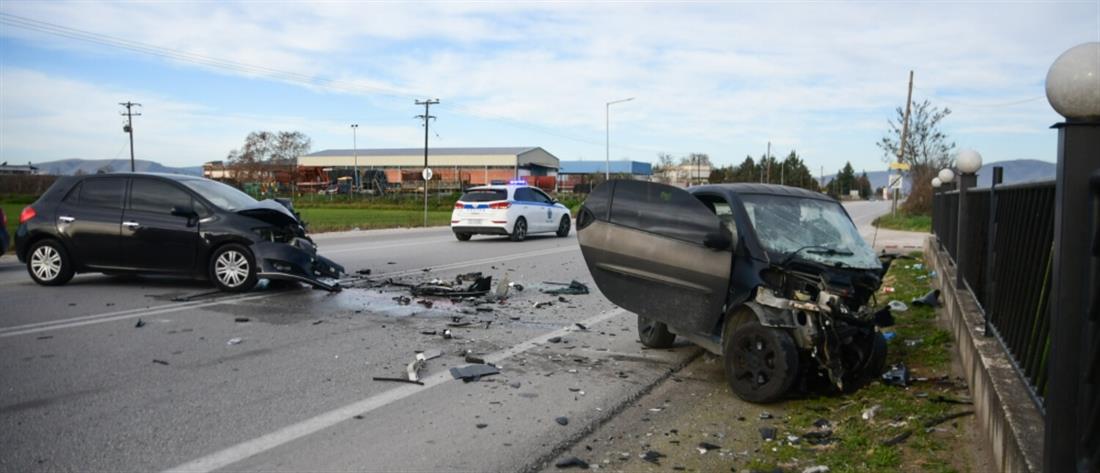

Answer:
[703,226,733,251]
[171,206,198,219]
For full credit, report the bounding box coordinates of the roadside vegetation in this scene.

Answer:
[873,211,932,233]
[748,252,972,473]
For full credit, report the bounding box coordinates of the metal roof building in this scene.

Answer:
[559,160,652,176]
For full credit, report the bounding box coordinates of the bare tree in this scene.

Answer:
[227,131,311,184]
[876,99,955,213]
[653,152,676,183]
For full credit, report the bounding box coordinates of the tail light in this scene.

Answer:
[19,206,36,224]
[489,201,511,210]
[1,209,6,227]
[454,202,465,209]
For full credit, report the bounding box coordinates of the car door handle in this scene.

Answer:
[58,216,75,223]
[123,221,140,228]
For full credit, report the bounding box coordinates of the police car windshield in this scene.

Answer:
[460,189,508,202]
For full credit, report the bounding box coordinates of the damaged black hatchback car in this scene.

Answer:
[577,180,892,403]
[14,173,343,292]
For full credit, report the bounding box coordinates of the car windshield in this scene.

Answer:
[181,179,258,211]
[460,189,507,202]
[741,194,879,269]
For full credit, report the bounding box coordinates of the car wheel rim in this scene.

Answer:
[215,250,249,288]
[559,218,569,234]
[31,246,61,281]
[517,221,526,239]
[734,334,778,388]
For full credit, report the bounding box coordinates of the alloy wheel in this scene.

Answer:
[30,245,62,281]
[215,250,250,288]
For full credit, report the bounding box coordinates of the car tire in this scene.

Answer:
[637,315,676,348]
[723,314,800,403]
[209,243,258,292]
[556,215,571,237]
[509,217,527,242]
[26,239,75,286]
[454,232,472,241]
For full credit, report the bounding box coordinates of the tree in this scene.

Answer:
[876,99,955,213]
[836,162,857,196]
[857,172,872,199]
[733,156,756,182]
[680,153,711,185]
[227,131,311,184]
[653,152,676,184]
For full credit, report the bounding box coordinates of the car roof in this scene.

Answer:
[76,172,204,182]
[690,183,834,201]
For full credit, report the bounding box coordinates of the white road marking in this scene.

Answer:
[161,308,627,473]
[0,244,579,338]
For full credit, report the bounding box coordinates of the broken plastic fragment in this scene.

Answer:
[911,289,941,308]
[555,416,569,426]
[641,450,665,465]
[234,317,250,323]
[881,363,910,387]
[449,363,499,382]
[861,404,881,421]
[802,466,830,473]
[547,336,563,343]
[887,300,908,312]
[227,338,242,345]
[697,442,720,454]
[542,280,590,295]
[758,427,777,441]
[152,359,169,365]
[135,319,145,328]
[554,457,589,469]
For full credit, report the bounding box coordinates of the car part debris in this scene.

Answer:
[412,276,492,298]
[574,323,588,331]
[135,319,145,328]
[881,430,913,446]
[802,466,830,473]
[813,418,831,429]
[542,280,590,295]
[801,430,835,445]
[449,363,499,382]
[872,306,895,327]
[421,330,437,335]
[234,317,250,323]
[356,269,372,276]
[911,289,941,308]
[904,338,923,347]
[547,336,563,343]
[759,412,773,420]
[555,457,589,469]
[311,320,324,325]
[152,359,169,365]
[416,299,434,308]
[508,282,525,291]
[555,416,569,426]
[393,295,412,305]
[406,353,427,381]
[464,354,485,364]
[227,338,242,345]
[371,376,424,386]
[534,301,554,309]
[758,426,777,441]
[495,275,511,298]
[697,442,721,453]
[641,450,665,465]
[881,363,910,386]
[861,404,881,421]
[887,300,909,312]
[442,329,453,339]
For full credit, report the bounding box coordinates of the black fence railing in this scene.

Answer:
[932,181,1056,406]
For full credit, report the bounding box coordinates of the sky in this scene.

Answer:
[1,1,1097,174]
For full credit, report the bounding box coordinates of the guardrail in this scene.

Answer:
[932,180,1056,407]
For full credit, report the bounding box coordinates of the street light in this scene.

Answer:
[938,168,955,184]
[1042,41,1100,473]
[931,177,942,188]
[606,97,634,180]
[351,124,359,192]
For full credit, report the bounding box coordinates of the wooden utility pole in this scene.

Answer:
[894,70,914,216]
[415,99,439,227]
[120,101,141,172]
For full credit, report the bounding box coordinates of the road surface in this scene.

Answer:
[0,201,902,472]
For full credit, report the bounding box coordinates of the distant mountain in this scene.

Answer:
[819,159,1055,192]
[29,159,202,176]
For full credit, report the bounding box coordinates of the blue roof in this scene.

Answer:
[559,160,652,175]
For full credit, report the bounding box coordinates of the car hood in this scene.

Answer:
[235,199,300,227]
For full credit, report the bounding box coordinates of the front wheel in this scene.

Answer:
[723,316,800,403]
[556,216,571,237]
[509,217,527,242]
[209,244,258,292]
[27,239,75,286]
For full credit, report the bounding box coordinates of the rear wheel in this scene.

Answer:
[509,217,527,242]
[723,315,800,403]
[637,315,676,348]
[209,244,257,292]
[27,239,75,286]
[454,232,472,241]
[556,216,571,237]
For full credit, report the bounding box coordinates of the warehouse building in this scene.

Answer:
[298,147,560,191]
[557,160,653,192]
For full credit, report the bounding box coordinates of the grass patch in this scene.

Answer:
[751,252,974,473]
[873,211,931,233]
[2,202,26,251]
[298,208,452,232]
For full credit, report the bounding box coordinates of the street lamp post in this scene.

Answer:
[954,149,982,290]
[1042,41,1100,473]
[351,124,359,194]
[938,169,956,253]
[606,97,634,181]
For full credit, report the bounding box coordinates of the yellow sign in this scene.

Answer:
[889,162,911,170]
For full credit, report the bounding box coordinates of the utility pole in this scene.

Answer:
[415,99,439,227]
[351,124,359,195]
[120,102,141,172]
[895,70,914,216]
[765,141,771,184]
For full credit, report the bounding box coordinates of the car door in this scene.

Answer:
[120,177,200,273]
[576,180,733,335]
[55,176,126,268]
[512,188,541,231]
[530,188,559,231]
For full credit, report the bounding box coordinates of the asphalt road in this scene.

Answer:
[0,201,895,472]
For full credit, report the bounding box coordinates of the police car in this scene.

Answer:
[451,182,571,241]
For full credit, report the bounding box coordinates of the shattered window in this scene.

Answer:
[740,194,879,269]
[610,180,719,244]
[460,189,507,202]
[182,179,257,211]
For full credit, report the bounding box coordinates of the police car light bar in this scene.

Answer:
[508,180,527,186]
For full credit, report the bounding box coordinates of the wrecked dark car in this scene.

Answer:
[577,180,892,402]
[14,173,344,292]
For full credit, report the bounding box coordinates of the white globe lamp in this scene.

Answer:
[931,177,942,188]
[1045,42,1100,120]
[938,168,955,184]
[956,149,983,174]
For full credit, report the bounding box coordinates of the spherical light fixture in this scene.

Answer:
[932,177,942,188]
[938,168,955,184]
[1045,42,1100,120]
[956,149,983,174]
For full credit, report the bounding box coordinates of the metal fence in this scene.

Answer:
[932,181,1056,406]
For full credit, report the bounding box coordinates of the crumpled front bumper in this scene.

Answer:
[252,237,345,291]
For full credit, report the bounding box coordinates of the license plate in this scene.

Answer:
[467,219,483,225]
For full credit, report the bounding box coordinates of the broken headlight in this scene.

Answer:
[253,227,295,243]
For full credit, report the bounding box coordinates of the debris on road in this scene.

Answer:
[134,319,145,328]
[234,317,250,323]
[641,450,666,465]
[227,338,242,345]
[533,301,554,309]
[371,377,424,386]
[356,269,372,276]
[449,363,499,382]
[152,359,169,365]
[555,416,569,426]
[802,466,830,473]
[393,295,412,305]
[442,329,453,339]
[759,426,777,441]
[696,442,721,454]
[882,363,911,387]
[412,276,492,298]
[887,300,909,312]
[541,280,590,295]
[861,404,881,421]
[547,336,563,344]
[554,457,589,469]
[311,320,324,325]
[574,323,587,331]
[912,289,942,307]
